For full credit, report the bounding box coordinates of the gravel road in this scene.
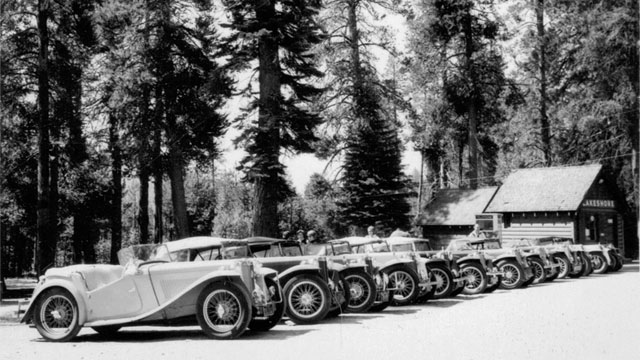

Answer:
[1,264,638,360]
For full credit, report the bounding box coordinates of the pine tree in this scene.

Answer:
[223,0,325,237]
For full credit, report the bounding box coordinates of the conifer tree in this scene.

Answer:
[223,0,325,237]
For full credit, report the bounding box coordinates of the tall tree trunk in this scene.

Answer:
[347,0,363,109]
[139,166,150,244]
[36,0,51,275]
[536,0,551,165]
[153,126,163,243]
[167,140,189,239]
[252,0,281,237]
[72,210,88,263]
[48,142,59,267]
[109,114,122,264]
[464,10,478,189]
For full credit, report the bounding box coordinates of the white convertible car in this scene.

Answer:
[21,242,282,342]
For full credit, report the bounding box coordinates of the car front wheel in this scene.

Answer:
[196,282,251,339]
[590,253,608,274]
[498,260,525,289]
[34,288,82,342]
[386,267,420,306]
[528,258,547,284]
[284,274,331,325]
[460,263,487,295]
[343,270,376,313]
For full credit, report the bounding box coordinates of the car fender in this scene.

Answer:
[21,275,89,325]
[84,270,249,328]
[378,258,415,273]
[277,264,323,285]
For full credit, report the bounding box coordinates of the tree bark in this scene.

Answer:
[251,0,281,237]
[139,166,150,244]
[153,126,163,243]
[72,210,88,264]
[464,9,478,189]
[36,0,51,275]
[109,114,122,264]
[536,0,551,165]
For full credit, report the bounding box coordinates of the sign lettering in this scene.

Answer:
[582,199,615,208]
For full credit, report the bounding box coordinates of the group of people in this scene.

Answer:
[282,229,322,245]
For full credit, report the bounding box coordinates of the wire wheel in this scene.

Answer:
[345,274,373,311]
[555,255,570,279]
[462,266,483,291]
[34,288,81,342]
[499,261,523,289]
[288,280,326,320]
[389,270,416,303]
[430,267,451,298]
[590,253,608,274]
[203,289,243,333]
[529,259,546,284]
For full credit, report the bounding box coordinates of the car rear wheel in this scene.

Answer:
[498,260,525,289]
[343,270,376,313]
[284,274,331,325]
[590,253,608,274]
[387,267,420,306]
[459,263,487,295]
[484,275,501,293]
[34,288,82,342]
[196,282,251,339]
[612,254,624,271]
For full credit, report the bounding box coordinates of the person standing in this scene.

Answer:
[468,224,485,239]
[365,225,380,239]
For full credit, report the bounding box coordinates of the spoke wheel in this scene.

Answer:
[498,260,525,289]
[554,254,571,279]
[284,275,330,325]
[529,258,547,284]
[34,288,81,342]
[429,266,453,299]
[460,263,487,295]
[196,282,251,339]
[387,268,419,305]
[344,271,376,312]
[590,253,608,274]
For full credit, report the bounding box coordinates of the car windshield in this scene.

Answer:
[482,240,502,249]
[280,243,304,256]
[503,240,531,248]
[447,240,473,251]
[390,243,413,252]
[117,244,171,265]
[414,241,432,251]
[354,241,390,254]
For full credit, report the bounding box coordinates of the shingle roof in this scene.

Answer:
[485,164,602,212]
[417,187,498,226]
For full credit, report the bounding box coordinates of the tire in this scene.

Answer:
[34,288,82,342]
[428,265,454,300]
[545,268,558,282]
[449,283,465,297]
[590,253,608,274]
[553,254,571,279]
[528,257,547,284]
[580,253,593,276]
[497,260,525,289]
[386,266,420,306]
[326,273,351,318]
[484,275,501,293]
[459,262,487,295]
[196,282,251,339]
[248,277,285,331]
[91,325,121,336]
[568,254,584,278]
[342,270,376,313]
[612,254,624,271]
[607,253,619,272]
[368,292,392,312]
[414,271,437,304]
[283,274,331,325]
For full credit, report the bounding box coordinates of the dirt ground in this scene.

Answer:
[1,264,638,360]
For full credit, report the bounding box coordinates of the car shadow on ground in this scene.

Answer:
[63,325,314,343]
[318,313,384,325]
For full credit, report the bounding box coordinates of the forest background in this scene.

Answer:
[0,0,638,279]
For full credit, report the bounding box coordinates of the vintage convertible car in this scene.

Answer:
[21,242,281,342]
[461,238,535,289]
[385,237,466,299]
[319,240,392,312]
[247,237,381,314]
[338,237,434,306]
[443,239,504,294]
[527,237,589,278]
[162,236,347,325]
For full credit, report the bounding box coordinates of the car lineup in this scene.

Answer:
[21,235,626,342]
